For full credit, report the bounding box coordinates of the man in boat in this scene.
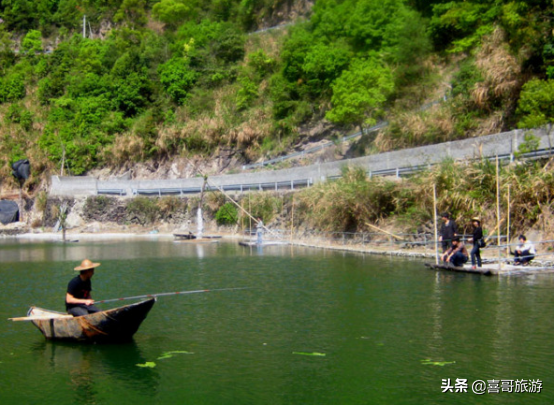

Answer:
[441,236,468,267]
[438,212,457,252]
[66,259,101,317]
[513,235,536,266]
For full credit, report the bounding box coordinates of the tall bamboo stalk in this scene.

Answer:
[496,155,501,269]
[433,184,439,265]
[290,195,295,244]
[506,184,511,257]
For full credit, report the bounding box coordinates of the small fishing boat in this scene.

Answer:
[18,298,156,343]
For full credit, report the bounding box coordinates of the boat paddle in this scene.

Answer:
[95,286,253,304]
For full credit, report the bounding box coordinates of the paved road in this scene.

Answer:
[49,126,553,198]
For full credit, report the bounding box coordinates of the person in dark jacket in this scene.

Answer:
[66,259,102,317]
[469,217,483,269]
[439,212,457,252]
[441,236,469,267]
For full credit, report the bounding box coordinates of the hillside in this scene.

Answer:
[0,0,553,196]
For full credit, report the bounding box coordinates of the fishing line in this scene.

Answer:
[96,287,253,304]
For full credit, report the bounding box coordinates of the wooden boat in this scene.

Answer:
[23,298,156,343]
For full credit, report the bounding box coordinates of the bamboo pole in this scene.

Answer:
[484,217,505,244]
[365,222,404,241]
[496,155,501,270]
[433,184,439,265]
[290,195,295,244]
[506,184,511,257]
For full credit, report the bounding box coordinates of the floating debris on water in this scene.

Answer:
[158,350,194,360]
[136,362,157,368]
[420,359,456,366]
[293,352,326,357]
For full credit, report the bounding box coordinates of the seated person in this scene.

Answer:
[441,236,469,267]
[514,235,536,265]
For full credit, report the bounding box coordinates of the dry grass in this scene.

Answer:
[472,27,521,109]
[105,133,146,165]
[375,106,457,152]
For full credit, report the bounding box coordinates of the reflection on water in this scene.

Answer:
[0,239,553,405]
[31,340,159,405]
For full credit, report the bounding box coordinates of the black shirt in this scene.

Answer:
[472,226,483,245]
[440,220,457,241]
[66,275,92,310]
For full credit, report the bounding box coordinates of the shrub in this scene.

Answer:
[157,196,186,217]
[215,202,238,225]
[126,196,160,225]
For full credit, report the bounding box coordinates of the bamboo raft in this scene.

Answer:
[425,262,494,275]
[238,240,289,247]
[425,262,554,276]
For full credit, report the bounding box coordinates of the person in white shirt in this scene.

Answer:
[514,235,536,265]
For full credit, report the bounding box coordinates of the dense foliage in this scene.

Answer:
[0,0,553,185]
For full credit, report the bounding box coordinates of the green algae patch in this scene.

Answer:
[136,362,157,368]
[293,352,326,357]
[421,359,456,366]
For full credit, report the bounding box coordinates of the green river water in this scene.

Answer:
[0,238,552,405]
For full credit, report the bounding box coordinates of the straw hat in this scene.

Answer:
[471,217,481,223]
[74,259,101,271]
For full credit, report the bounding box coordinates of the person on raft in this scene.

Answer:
[441,236,469,267]
[66,259,102,317]
[438,212,458,252]
[468,217,484,270]
[513,235,536,266]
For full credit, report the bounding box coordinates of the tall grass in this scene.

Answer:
[293,159,554,237]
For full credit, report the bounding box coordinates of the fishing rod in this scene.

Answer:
[95,287,252,304]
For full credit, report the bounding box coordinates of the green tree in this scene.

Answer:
[152,0,194,28]
[0,25,16,74]
[0,73,26,102]
[301,41,351,97]
[516,78,554,129]
[346,0,407,51]
[114,0,148,28]
[158,57,198,104]
[21,29,43,54]
[325,58,394,133]
[215,202,238,225]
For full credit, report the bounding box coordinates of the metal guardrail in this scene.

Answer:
[97,189,126,196]
[130,178,314,197]
[98,146,553,197]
